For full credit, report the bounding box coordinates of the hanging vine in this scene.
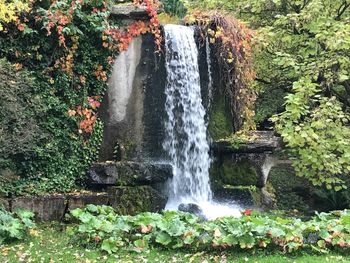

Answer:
[186,11,256,131]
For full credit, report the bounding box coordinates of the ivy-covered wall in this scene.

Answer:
[0,0,160,197]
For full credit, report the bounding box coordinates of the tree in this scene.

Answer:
[181,0,350,188]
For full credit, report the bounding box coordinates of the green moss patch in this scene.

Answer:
[208,98,233,140]
[211,157,258,189]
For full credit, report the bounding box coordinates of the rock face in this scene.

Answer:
[212,131,282,154]
[67,192,109,211]
[210,131,283,209]
[110,3,149,20]
[107,186,166,215]
[98,34,167,161]
[88,161,172,186]
[12,195,66,221]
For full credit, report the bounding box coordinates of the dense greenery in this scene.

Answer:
[69,205,350,254]
[0,207,35,244]
[181,0,350,189]
[0,0,161,196]
[0,0,114,196]
[1,223,350,262]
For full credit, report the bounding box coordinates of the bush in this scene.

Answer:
[69,205,350,254]
[0,207,35,244]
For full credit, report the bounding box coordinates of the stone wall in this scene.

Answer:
[1,188,166,221]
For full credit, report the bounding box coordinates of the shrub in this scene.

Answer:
[0,207,35,244]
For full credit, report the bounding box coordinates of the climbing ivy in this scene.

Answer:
[0,0,161,196]
[185,11,256,131]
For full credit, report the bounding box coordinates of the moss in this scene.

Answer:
[208,98,232,140]
[211,157,258,189]
[108,186,165,215]
[268,164,311,212]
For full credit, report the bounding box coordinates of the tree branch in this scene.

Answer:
[336,1,350,20]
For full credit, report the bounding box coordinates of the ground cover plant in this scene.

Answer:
[1,222,350,263]
[68,205,350,255]
[0,207,35,245]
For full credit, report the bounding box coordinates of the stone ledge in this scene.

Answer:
[1,188,166,220]
[12,195,66,221]
[110,3,148,20]
[108,186,166,215]
[212,131,282,154]
[88,161,172,186]
[110,3,163,20]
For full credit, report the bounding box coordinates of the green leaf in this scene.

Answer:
[156,232,172,246]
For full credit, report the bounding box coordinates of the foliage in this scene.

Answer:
[2,223,350,262]
[0,0,161,196]
[185,11,256,131]
[0,58,48,167]
[0,0,30,31]
[0,207,35,244]
[271,78,350,189]
[161,0,187,18]
[184,0,350,188]
[314,187,350,211]
[69,205,350,254]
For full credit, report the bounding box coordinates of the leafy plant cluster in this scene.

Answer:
[69,205,350,254]
[271,78,350,189]
[0,207,35,245]
[0,0,160,196]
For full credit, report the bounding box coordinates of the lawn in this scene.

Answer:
[1,223,350,263]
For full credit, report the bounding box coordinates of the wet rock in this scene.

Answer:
[88,161,172,186]
[214,186,255,207]
[12,195,66,221]
[107,186,166,215]
[178,203,207,220]
[67,192,109,211]
[260,186,276,209]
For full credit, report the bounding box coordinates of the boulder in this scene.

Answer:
[107,185,166,215]
[88,161,172,186]
[178,203,207,220]
[12,195,66,221]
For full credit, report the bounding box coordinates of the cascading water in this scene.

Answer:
[206,37,213,109]
[163,25,240,219]
[163,24,212,204]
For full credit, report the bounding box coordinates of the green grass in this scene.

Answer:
[1,223,350,263]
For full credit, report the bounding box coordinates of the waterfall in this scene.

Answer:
[162,25,241,219]
[163,25,212,206]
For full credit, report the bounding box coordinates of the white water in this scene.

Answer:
[163,25,241,219]
[206,37,213,109]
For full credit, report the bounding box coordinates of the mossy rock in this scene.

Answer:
[268,164,311,212]
[211,157,259,190]
[107,186,166,215]
[208,98,232,140]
